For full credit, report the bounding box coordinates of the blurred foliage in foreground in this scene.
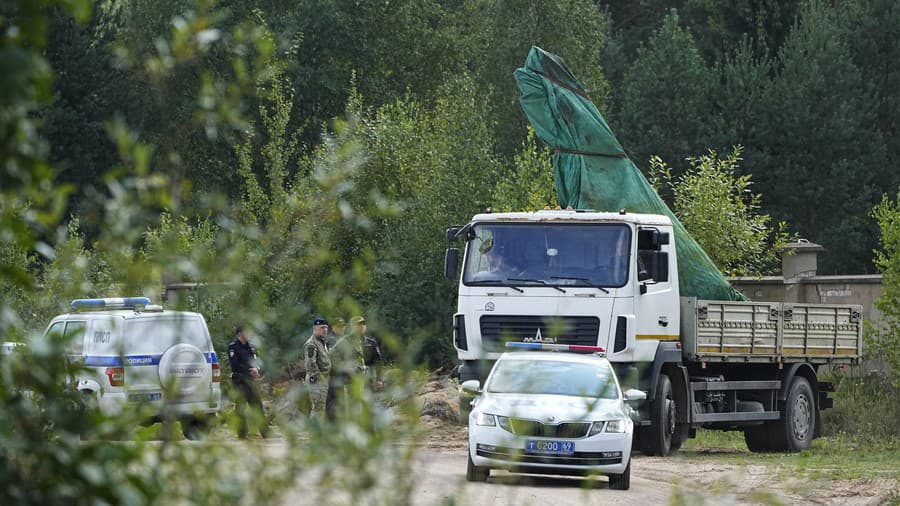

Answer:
[0,1,425,503]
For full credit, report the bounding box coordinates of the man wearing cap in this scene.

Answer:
[348,316,385,392]
[304,317,332,419]
[227,325,268,438]
[325,317,349,420]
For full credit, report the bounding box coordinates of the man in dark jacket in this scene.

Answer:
[227,325,267,438]
[349,316,385,392]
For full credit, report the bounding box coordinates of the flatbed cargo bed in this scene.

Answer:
[680,298,862,364]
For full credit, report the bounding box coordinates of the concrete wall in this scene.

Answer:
[730,274,884,325]
[729,240,884,326]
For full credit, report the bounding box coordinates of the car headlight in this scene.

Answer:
[588,419,628,436]
[496,415,511,432]
[475,412,496,426]
[604,419,626,433]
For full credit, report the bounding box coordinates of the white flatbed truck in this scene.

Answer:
[444,209,862,455]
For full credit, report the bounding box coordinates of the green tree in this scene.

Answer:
[681,0,802,61]
[462,0,612,157]
[870,192,900,384]
[360,75,505,366]
[840,0,900,208]
[492,127,557,212]
[649,146,792,277]
[754,1,886,274]
[617,10,716,178]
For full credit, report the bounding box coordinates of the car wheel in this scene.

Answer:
[78,390,100,438]
[466,449,489,482]
[770,376,816,452]
[181,416,211,440]
[608,461,630,490]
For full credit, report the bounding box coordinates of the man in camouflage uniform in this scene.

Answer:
[304,317,331,419]
[348,316,385,392]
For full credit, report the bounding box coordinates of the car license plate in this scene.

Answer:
[128,392,162,402]
[525,440,575,455]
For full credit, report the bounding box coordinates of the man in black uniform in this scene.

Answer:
[227,325,268,438]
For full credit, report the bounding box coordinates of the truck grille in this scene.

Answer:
[479,315,601,352]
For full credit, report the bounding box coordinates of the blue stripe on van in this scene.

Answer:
[84,354,217,367]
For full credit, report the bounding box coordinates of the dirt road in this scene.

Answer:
[407,417,896,506]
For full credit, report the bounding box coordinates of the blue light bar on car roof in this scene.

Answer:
[505,342,606,354]
[71,297,152,310]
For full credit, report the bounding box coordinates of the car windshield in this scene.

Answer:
[486,358,619,399]
[462,223,630,288]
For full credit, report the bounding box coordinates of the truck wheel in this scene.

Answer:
[642,374,678,456]
[771,376,816,452]
[743,425,771,452]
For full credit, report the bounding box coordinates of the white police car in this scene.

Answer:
[43,297,222,438]
[463,343,645,490]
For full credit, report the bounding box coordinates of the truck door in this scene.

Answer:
[634,227,679,348]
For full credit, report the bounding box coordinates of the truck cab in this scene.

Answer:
[447,209,677,385]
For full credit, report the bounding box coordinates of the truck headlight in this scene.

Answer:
[475,412,496,426]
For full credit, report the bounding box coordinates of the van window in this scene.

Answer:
[64,321,86,355]
[124,317,207,354]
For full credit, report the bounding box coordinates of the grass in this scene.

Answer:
[681,429,900,481]
[676,370,900,482]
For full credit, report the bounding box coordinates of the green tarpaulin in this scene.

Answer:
[514,46,746,301]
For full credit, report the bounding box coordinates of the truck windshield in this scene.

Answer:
[462,223,631,288]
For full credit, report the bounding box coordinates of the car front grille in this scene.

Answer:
[479,315,601,352]
[508,418,591,438]
[476,445,622,466]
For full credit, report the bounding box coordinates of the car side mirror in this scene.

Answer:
[623,389,646,402]
[460,379,481,395]
[444,248,460,280]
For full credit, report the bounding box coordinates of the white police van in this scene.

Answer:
[43,297,222,438]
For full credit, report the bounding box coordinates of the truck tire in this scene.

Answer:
[743,425,771,452]
[641,373,679,456]
[770,376,816,452]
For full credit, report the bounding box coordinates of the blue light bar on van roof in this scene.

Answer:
[505,342,606,354]
[71,297,152,310]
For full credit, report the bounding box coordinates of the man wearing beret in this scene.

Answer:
[304,317,332,419]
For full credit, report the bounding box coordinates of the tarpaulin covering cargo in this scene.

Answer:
[514,45,746,301]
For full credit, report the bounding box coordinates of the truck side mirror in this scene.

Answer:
[638,229,670,250]
[446,227,459,242]
[444,248,460,280]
